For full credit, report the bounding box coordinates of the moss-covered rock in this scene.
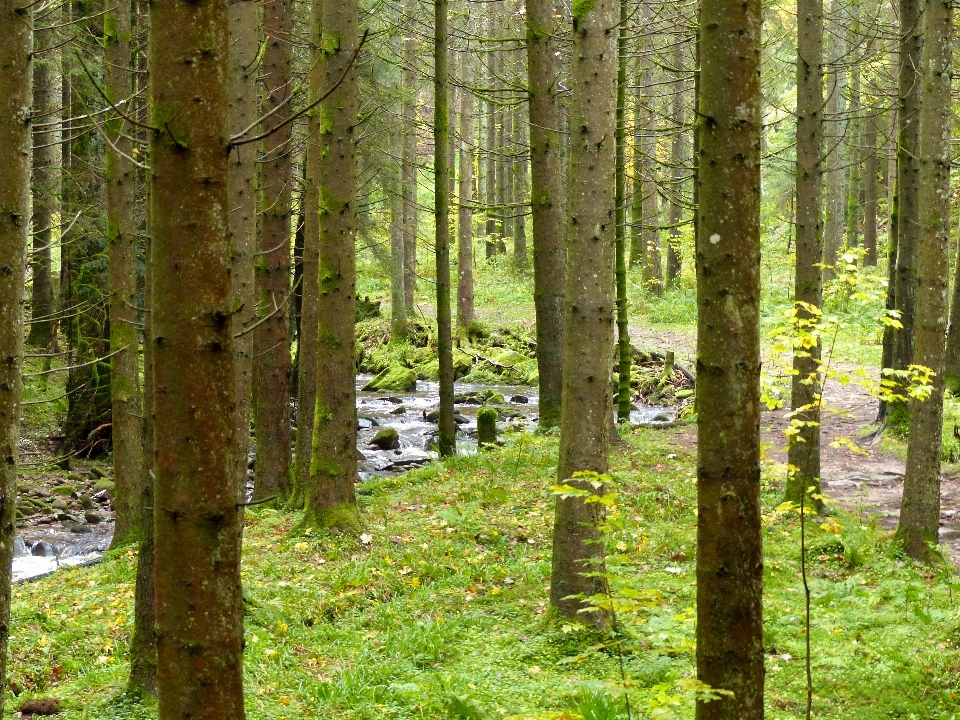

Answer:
[369,428,401,450]
[93,479,116,494]
[362,366,417,393]
[52,485,77,496]
[477,407,498,447]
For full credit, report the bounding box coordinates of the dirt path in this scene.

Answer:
[631,323,960,564]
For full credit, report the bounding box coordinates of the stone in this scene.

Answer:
[51,484,77,497]
[84,511,104,525]
[477,407,498,447]
[90,466,107,479]
[13,535,28,557]
[357,417,380,430]
[390,406,407,415]
[510,395,529,404]
[369,428,401,451]
[80,495,94,510]
[362,366,417,393]
[939,526,960,541]
[31,541,59,557]
[93,479,115,494]
[69,524,94,534]
[51,498,68,511]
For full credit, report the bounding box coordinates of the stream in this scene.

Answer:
[15,377,679,583]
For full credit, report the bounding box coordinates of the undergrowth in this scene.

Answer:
[9,429,960,719]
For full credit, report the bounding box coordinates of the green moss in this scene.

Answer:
[362,366,417,392]
[52,485,78,496]
[572,0,596,21]
[300,501,360,532]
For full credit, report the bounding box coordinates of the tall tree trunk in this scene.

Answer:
[305,0,359,528]
[665,35,686,286]
[457,45,475,326]
[150,0,245,714]
[878,22,899,422]
[786,0,824,510]
[844,8,862,251]
[823,0,847,280]
[891,0,924,403]
[484,4,498,260]
[227,0,259,499]
[862,74,879,266]
[0,4,31,713]
[630,67,643,270]
[638,6,661,295]
[512,102,529,270]
[550,0,616,626]
[614,0,630,422]
[401,17,419,307]
[295,0,322,498]
[253,0,293,500]
[526,0,565,430]
[434,0,456,457]
[696,0,764,716]
[28,21,56,348]
[105,0,143,547]
[896,0,951,562]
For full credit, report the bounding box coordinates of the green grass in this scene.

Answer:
[9,428,960,719]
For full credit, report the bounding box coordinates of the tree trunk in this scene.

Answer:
[105,0,143,547]
[28,22,57,348]
[862,73,879,267]
[484,4,498,260]
[891,0,923,397]
[295,0,323,498]
[227,0,259,499]
[896,0,951,562]
[696,0,764,716]
[434,0,456,457]
[526,0,565,430]
[512,102,529,271]
[550,0,616,626]
[666,36,686,287]
[305,0,359,528]
[457,45,475,326]
[149,0,245,713]
[401,17,419,308]
[844,11,862,251]
[878,27,899,422]
[614,0,631,422]
[823,0,847,281]
[0,5,31,713]
[786,0,824,510]
[253,0,293,501]
[638,7,661,295]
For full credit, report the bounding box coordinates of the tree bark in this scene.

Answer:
[434,0,456,457]
[227,0,259,499]
[638,6,661,294]
[786,0,824,510]
[822,0,847,281]
[105,0,143,547]
[512,102,528,270]
[305,0,359,528]
[401,15,419,307]
[0,4,31,713]
[614,0,631,422]
[665,35,686,287]
[550,0,616,625]
[28,21,56,348]
[862,79,879,266]
[526,0,565,430]
[896,0,951,562]
[149,0,245,712]
[696,0,764,716]
[457,44,475,326]
[253,0,294,500]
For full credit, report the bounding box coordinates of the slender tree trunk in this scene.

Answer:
[0,4,31,713]
[484,5,498,260]
[863,78,879,266]
[435,0,456,457]
[150,0,245,713]
[638,7,661,295]
[457,45,475,326]
[227,0,259,498]
[630,68,643,270]
[105,0,143,546]
[878,28,899,422]
[786,0,824,510]
[512,102,529,270]
[896,0,951,562]
[28,22,56,348]
[526,0,565,430]
[305,0,359,528]
[550,0,616,626]
[844,10,862,251]
[614,0,630,422]
[823,1,847,280]
[666,36,686,286]
[402,18,419,307]
[696,0,764,716]
[295,0,323,498]
[253,0,293,501]
[891,0,924,398]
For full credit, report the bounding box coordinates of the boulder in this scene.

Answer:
[362,366,417,393]
[369,428,401,451]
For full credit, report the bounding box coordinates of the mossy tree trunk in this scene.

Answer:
[549,0,616,626]
[253,0,294,501]
[696,0,764,715]
[525,0,565,430]
[227,0,260,499]
[434,0,456,458]
[149,0,245,712]
[456,43,475,327]
[305,0,359,528]
[401,12,419,308]
[28,21,57,348]
[295,0,322,499]
[0,4,31,713]
[105,0,143,546]
[786,0,824,510]
[896,0,951,562]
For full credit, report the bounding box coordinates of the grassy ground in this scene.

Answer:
[9,425,960,719]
